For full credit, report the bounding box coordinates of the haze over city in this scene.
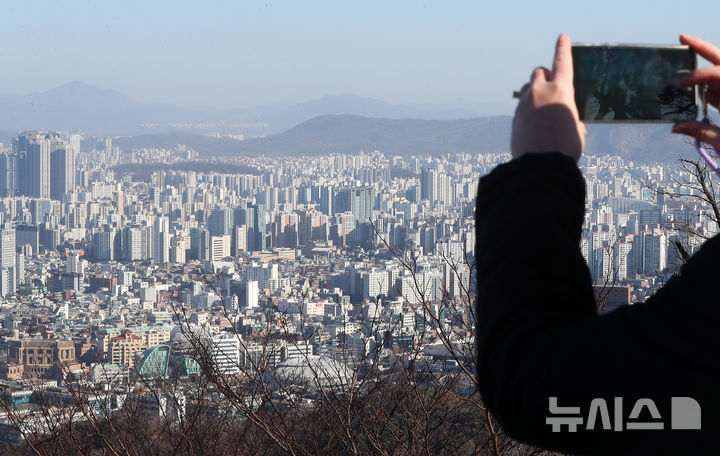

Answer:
[2,0,719,113]
[0,2,718,454]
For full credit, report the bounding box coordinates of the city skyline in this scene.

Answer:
[0,124,711,450]
[1,3,719,451]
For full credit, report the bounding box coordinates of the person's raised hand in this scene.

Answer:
[672,34,720,150]
[511,34,587,162]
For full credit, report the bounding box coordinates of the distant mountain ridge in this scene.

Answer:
[113,115,512,158]
[0,81,491,137]
[115,114,694,163]
[219,94,491,133]
[0,81,205,136]
[0,81,699,163]
[231,115,513,157]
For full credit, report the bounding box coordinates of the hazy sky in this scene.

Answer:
[1,0,719,113]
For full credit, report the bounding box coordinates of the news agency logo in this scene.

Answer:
[546,397,701,432]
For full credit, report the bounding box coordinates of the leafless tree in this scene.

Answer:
[1,230,565,455]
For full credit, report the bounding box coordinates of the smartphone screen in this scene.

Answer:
[572,44,697,122]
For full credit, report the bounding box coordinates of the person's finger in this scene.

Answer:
[672,121,720,149]
[531,67,551,84]
[552,33,573,84]
[708,92,720,109]
[680,34,720,65]
[680,66,720,89]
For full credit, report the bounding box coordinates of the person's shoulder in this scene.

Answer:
[478,152,580,191]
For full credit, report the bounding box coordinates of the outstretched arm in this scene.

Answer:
[476,34,720,455]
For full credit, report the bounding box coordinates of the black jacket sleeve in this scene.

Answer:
[475,152,720,455]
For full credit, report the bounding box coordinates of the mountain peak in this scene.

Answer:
[58,80,94,90]
[316,94,379,102]
[45,80,124,97]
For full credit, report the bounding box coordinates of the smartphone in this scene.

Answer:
[572,44,697,122]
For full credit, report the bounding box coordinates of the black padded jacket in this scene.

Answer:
[475,152,720,455]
